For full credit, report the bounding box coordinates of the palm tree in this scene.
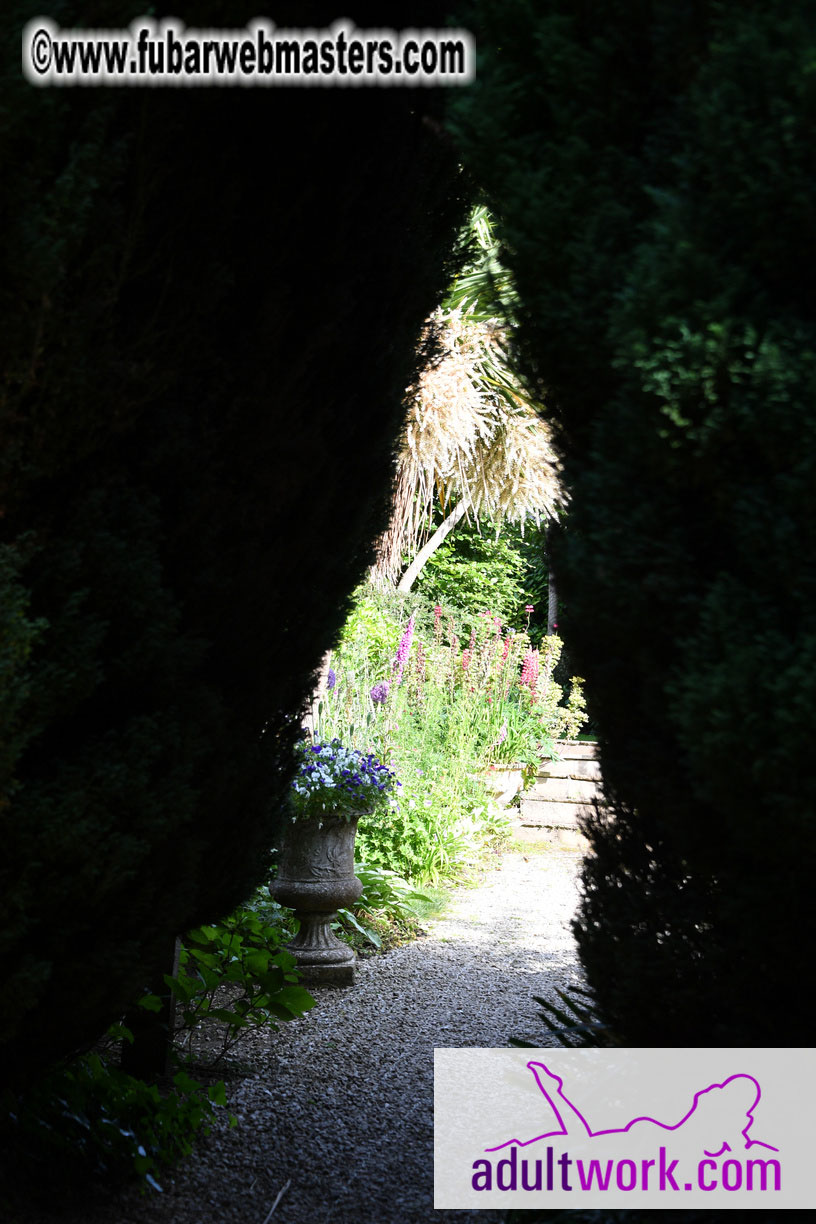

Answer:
[373,207,564,592]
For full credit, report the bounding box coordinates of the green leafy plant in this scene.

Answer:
[1,1049,227,1196]
[336,860,432,948]
[1,893,309,1198]
[157,890,315,1067]
[335,589,402,677]
[6,890,315,1196]
[353,861,431,918]
[415,519,532,635]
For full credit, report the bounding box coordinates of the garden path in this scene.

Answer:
[59,845,583,1224]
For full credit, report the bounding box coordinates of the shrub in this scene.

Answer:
[451,0,816,1043]
[160,891,314,1068]
[414,517,534,636]
[1,0,468,1080]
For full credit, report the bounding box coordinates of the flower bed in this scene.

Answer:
[310,587,588,883]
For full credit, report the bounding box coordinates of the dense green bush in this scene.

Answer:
[1,0,468,1084]
[415,517,535,633]
[451,0,816,1043]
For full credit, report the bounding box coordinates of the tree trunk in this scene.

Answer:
[396,498,470,592]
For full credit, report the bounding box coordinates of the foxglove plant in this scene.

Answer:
[291,739,400,823]
[519,647,540,699]
[392,613,415,687]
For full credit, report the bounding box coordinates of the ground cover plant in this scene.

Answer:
[336,861,436,952]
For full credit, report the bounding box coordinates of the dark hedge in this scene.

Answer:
[0,0,469,1078]
[451,0,816,1044]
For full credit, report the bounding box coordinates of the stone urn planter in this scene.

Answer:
[279,736,399,985]
[272,814,364,986]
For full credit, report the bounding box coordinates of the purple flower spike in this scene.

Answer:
[327,668,336,690]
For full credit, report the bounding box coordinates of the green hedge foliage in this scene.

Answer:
[0,0,468,1080]
[451,0,816,1044]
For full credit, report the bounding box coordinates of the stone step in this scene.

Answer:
[526,776,599,804]
[511,822,589,850]
[551,739,598,759]
[537,757,601,781]
[519,798,595,828]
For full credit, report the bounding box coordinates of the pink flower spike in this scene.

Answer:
[392,612,415,686]
[519,647,540,693]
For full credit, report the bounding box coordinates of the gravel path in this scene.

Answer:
[28,845,584,1224]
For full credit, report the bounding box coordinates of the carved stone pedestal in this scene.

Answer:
[272,815,363,986]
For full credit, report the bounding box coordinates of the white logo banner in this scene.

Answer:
[434,1048,814,1209]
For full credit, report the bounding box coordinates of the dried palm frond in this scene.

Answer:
[372,306,564,585]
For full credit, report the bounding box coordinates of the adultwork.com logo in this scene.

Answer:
[434,1048,811,1210]
[475,1061,780,1194]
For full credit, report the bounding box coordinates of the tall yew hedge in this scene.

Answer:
[451,0,816,1044]
[1,0,468,1079]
